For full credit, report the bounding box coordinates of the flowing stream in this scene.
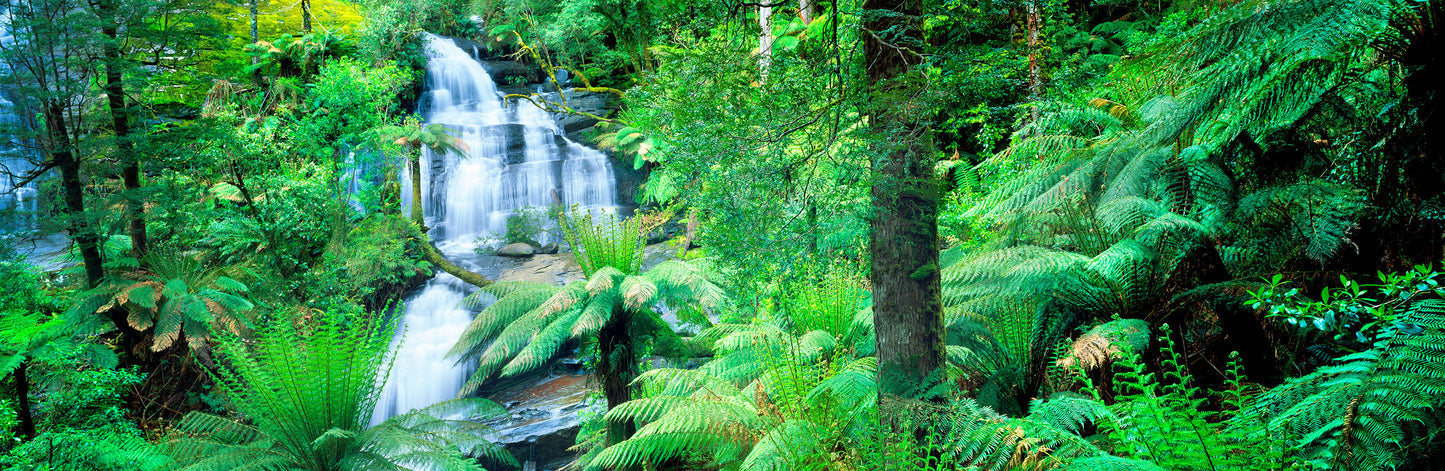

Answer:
[371,34,617,424]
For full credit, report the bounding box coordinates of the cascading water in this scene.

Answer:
[372,34,617,424]
[0,7,40,230]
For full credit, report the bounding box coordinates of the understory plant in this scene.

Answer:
[167,309,513,471]
[929,279,1445,471]
[449,208,726,446]
[587,269,874,470]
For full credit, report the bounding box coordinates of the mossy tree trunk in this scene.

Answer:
[598,307,638,446]
[409,150,425,231]
[863,0,946,402]
[301,0,312,34]
[97,0,147,259]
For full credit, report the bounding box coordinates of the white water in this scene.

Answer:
[1,8,40,231]
[373,34,617,425]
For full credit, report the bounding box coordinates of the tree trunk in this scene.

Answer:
[598,309,637,446]
[13,360,36,441]
[419,239,494,288]
[98,0,146,259]
[301,0,312,34]
[250,0,261,84]
[800,0,816,25]
[1026,0,1042,124]
[409,151,425,230]
[863,0,946,402]
[758,5,773,80]
[45,101,104,288]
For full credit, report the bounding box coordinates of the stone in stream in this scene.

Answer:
[482,370,597,471]
[497,243,537,257]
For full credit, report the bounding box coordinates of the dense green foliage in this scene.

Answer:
[4,0,1445,469]
[168,310,513,471]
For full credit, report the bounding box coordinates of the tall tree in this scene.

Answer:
[301,0,312,33]
[92,0,146,259]
[0,0,105,288]
[862,0,947,403]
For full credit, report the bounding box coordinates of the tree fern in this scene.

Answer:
[449,210,725,450]
[67,250,256,354]
[168,310,512,471]
[588,269,872,470]
[1237,299,1445,469]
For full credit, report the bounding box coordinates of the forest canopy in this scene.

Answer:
[3,0,1444,470]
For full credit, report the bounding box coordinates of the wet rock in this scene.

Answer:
[557,90,618,135]
[497,243,537,257]
[537,242,559,254]
[496,253,583,284]
[484,373,596,471]
[445,36,495,61]
[149,101,200,120]
[482,61,543,87]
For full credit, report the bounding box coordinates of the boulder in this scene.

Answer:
[444,36,513,61]
[496,243,537,257]
[537,242,559,254]
[557,89,619,135]
[483,370,595,471]
[482,60,543,86]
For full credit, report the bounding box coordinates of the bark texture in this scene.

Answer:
[419,242,495,289]
[598,309,638,446]
[409,153,425,230]
[98,0,147,258]
[862,0,947,400]
[45,102,105,288]
[13,360,36,441]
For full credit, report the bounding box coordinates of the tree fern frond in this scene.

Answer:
[500,309,583,377]
[806,357,877,411]
[449,286,559,360]
[1239,299,1445,469]
[619,275,660,311]
[739,419,824,471]
[1057,456,1167,471]
[1057,318,1150,371]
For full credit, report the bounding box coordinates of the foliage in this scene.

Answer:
[1243,268,1445,470]
[0,368,170,471]
[449,209,726,394]
[322,214,434,308]
[1249,265,1445,343]
[503,205,560,246]
[588,267,872,470]
[2,253,164,470]
[168,309,514,471]
[244,32,356,80]
[67,250,256,353]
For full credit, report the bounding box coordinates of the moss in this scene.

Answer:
[150,0,367,106]
[909,262,937,281]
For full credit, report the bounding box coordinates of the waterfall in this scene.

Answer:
[1,7,40,231]
[372,34,617,425]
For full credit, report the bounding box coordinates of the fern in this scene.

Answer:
[66,249,256,354]
[168,310,513,471]
[587,270,873,471]
[449,258,723,395]
[1238,299,1445,470]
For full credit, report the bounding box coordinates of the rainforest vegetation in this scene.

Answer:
[3,0,1444,469]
